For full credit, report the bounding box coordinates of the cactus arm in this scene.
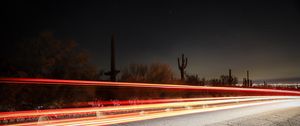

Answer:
[177,58,181,69]
[184,58,188,68]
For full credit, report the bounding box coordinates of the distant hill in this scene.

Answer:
[255,77,300,84]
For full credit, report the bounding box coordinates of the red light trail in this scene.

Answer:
[1,78,300,125]
[0,96,282,120]
[1,78,300,96]
[3,97,299,126]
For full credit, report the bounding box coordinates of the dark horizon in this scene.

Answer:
[2,0,300,81]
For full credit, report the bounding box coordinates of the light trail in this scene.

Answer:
[2,96,300,126]
[0,96,268,119]
[80,99,298,126]
[1,78,300,95]
[66,96,259,107]
[10,98,300,126]
[1,78,300,125]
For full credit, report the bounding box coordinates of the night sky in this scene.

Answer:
[2,0,300,80]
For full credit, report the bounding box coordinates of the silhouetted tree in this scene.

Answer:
[185,74,206,86]
[120,64,148,82]
[185,74,200,85]
[209,78,222,86]
[0,32,101,80]
[200,78,206,85]
[0,32,102,111]
[121,63,174,84]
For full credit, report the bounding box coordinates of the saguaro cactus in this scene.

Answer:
[177,54,188,81]
[105,33,120,82]
[247,70,249,85]
[243,70,252,87]
[228,69,233,85]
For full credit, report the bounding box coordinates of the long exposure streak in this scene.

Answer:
[1,96,294,119]
[1,78,300,95]
[1,78,300,125]
[7,98,300,126]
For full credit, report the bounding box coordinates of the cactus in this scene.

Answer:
[243,70,252,87]
[177,54,188,81]
[105,33,120,82]
[228,69,233,85]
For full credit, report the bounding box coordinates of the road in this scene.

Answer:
[208,106,300,126]
[115,98,300,126]
[2,96,299,126]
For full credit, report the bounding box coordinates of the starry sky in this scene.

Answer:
[2,0,300,80]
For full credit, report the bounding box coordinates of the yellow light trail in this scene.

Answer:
[12,97,299,126]
[0,96,253,119]
[6,96,300,126]
[1,78,300,125]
